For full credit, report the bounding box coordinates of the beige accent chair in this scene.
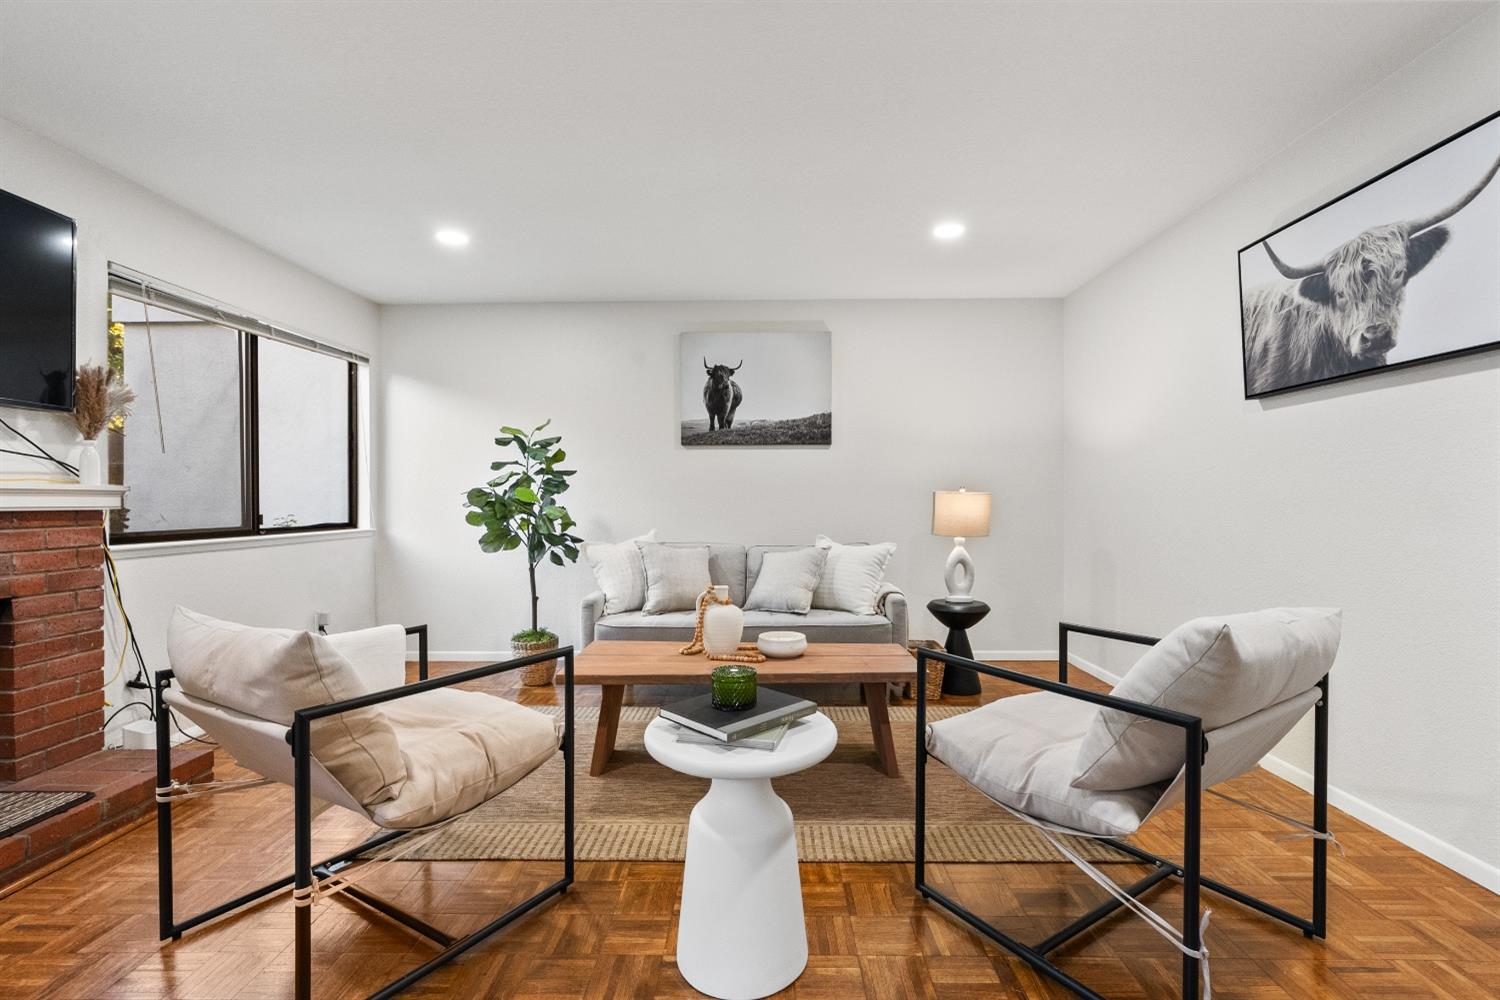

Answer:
[154,608,575,1000]
[916,609,1341,1000]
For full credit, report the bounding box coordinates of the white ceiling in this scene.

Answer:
[0,1,1489,304]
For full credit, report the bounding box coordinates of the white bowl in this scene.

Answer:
[756,631,807,658]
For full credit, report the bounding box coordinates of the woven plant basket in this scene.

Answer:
[905,639,945,702]
[512,634,560,686]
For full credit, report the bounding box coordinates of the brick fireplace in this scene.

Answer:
[0,509,108,781]
[0,490,212,887]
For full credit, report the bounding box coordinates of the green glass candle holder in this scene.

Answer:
[710,664,758,712]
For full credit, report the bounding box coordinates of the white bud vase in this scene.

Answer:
[77,437,103,487]
[702,584,744,656]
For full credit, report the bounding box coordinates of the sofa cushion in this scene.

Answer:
[637,542,713,613]
[812,536,895,615]
[167,607,406,809]
[596,608,894,644]
[746,544,800,594]
[745,546,828,613]
[584,529,656,614]
[927,692,1163,838]
[1072,607,1341,791]
[371,688,560,829]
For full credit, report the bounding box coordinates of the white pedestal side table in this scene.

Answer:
[644,711,837,1000]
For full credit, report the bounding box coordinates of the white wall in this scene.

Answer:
[1060,11,1500,890]
[0,116,381,740]
[377,300,1063,656]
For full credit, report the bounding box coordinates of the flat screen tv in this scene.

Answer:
[0,189,76,411]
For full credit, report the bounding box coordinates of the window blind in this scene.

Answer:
[107,263,370,365]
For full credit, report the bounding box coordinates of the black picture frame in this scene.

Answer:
[1238,109,1500,400]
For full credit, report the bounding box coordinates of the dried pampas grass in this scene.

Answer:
[73,365,136,440]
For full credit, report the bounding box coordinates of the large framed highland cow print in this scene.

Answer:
[1238,110,1500,399]
[680,330,832,446]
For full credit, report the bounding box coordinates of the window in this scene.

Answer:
[106,270,364,542]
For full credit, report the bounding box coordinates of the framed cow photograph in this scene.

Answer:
[679,330,832,446]
[1239,110,1500,399]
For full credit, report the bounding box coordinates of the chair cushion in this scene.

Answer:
[637,542,713,613]
[812,536,895,615]
[926,692,1163,838]
[595,608,894,644]
[167,607,406,809]
[1072,608,1341,791]
[745,546,828,613]
[583,530,657,615]
[370,688,560,829]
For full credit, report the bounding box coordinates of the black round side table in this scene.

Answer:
[927,598,991,696]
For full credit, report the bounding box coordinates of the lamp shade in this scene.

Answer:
[932,490,991,538]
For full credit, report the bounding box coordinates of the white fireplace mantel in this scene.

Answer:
[0,482,127,511]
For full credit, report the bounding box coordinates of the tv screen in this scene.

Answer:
[0,189,76,411]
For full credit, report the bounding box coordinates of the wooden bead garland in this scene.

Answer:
[679,585,766,663]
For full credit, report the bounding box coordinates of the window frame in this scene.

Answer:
[108,295,361,545]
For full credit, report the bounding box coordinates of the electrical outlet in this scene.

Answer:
[315,611,331,633]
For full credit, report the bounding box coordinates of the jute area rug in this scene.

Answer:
[405,705,1130,865]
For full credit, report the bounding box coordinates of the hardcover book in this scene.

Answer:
[660,687,816,742]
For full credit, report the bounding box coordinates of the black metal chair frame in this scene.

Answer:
[915,622,1329,1000]
[154,626,575,1000]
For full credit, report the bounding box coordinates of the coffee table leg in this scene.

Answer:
[590,685,624,777]
[863,682,900,778]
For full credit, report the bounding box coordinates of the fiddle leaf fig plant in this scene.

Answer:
[464,420,582,640]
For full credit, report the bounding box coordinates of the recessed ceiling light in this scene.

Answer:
[932,221,966,241]
[434,228,471,248]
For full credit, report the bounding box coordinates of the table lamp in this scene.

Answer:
[932,488,991,602]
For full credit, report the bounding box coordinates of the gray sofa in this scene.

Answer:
[579,542,908,649]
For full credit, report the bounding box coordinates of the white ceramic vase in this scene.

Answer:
[77,437,103,486]
[702,584,744,656]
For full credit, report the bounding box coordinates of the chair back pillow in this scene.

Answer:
[167,607,407,808]
[812,535,895,615]
[583,529,657,615]
[745,546,828,613]
[636,542,713,614]
[1071,607,1340,791]
[325,624,409,692]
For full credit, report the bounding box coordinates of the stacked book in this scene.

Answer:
[662,687,816,752]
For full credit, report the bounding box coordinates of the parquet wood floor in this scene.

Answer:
[0,661,1494,998]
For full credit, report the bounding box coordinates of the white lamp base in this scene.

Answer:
[944,538,977,602]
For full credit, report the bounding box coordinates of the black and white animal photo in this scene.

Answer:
[1239,112,1500,398]
[679,330,831,446]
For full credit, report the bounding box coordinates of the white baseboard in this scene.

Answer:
[1066,653,1499,894]
[408,650,509,662]
[972,649,1059,661]
[1064,652,1123,684]
[1257,753,1500,894]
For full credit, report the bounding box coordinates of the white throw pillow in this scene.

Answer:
[812,535,895,615]
[745,546,829,614]
[636,542,713,614]
[167,607,407,808]
[1071,607,1341,791]
[584,529,657,614]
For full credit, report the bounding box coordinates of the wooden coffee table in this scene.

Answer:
[575,640,916,778]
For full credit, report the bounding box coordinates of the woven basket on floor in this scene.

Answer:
[905,639,945,701]
[512,634,560,686]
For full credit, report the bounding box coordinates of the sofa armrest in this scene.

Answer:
[580,591,606,649]
[878,584,908,648]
